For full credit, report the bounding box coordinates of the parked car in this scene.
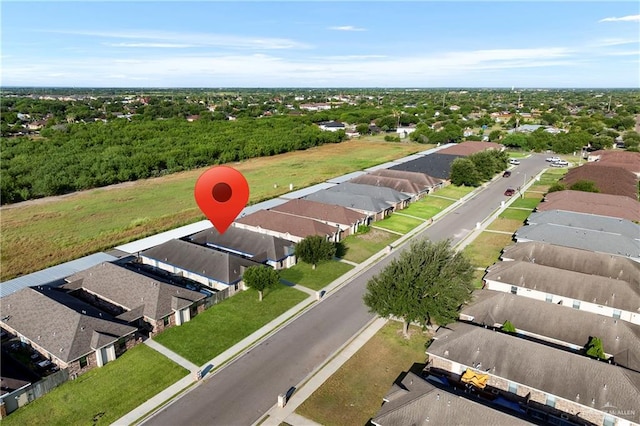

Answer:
[508,159,520,165]
[504,188,516,196]
[555,160,569,166]
[546,156,561,162]
[503,170,512,177]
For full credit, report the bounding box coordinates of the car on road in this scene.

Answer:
[504,188,516,196]
[503,170,512,177]
[508,159,520,165]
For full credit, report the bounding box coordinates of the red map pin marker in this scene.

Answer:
[194,166,249,234]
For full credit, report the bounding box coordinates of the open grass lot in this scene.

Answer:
[462,232,515,268]
[508,196,542,209]
[537,168,568,186]
[2,345,187,426]
[373,213,423,234]
[401,196,455,219]
[154,284,308,365]
[340,228,399,264]
[1,140,425,281]
[279,261,354,291]
[432,184,474,199]
[499,208,533,222]
[486,218,523,233]
[296,321,428,426]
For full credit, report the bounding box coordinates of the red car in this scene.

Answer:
[504,188,516,196]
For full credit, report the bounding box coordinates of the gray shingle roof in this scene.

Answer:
[501,242,640,288]
[371,371,530,426]
[65,262,205,321]
[187,226,295,263]
[484,261,639,312]
[140,239,262,284]
[348,174,423,195]
[427,322,640,424]
[526,210,640,237]
[0,287,136,363]
[326,182,411,204]
[514,223,640,260]
[461,290,640,372]
[303,190,392,214]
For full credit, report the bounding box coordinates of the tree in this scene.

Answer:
[585,336,607,360]
[295,235,337,269]
[242,265,280,301]
[450,157,480,186]
[569,180,600,193]
[363,239,474,338]
[501,320,516,333]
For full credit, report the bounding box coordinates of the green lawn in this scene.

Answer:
[508,197,542,209]
[499,208,532,222]
[485,218,523,233]
[538,168,568,186]
[296,321,428,426]
[2,345,188,426]
[432,185,475,199]
[373,213,423,234]
[401,196,454,219]
[462,232,515,269]
[154,284,308,365]
[279,261,354,291]
[340,228,399,263]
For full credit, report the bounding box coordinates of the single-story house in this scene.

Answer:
[348,174,425,199]
[269,198,369,237]
[560,164,638,199]
[63,262,206,337]
[427,322,640,426]
[483,260,640,325]
[371,371,531,426]
[0,287,138,377]
[526,210,640,237]
[536,190,640,222]
[303,190,394,222]
[187,226,297,269]
[437,141,504,156]
[234,209,342,243]
[317,120,345,132]
[501,241,640,287]
[587,150,640,176]
[139,239,262,293]
[324,182,411,211]
[460,289,640,372]
[366,169,445,194]
[514,223,640,261]
[389,153,462,180]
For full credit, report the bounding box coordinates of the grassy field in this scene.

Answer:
[486,218,524,233]
[296,321,428,426]
[432,185,475,199]
[508,196,542,209]
[154,284,308,365]
[462,231,515,268]
[279,261,354,291]
[499,208,533,222]
[1,139,425,281]
[340,228,399,264]
[2,345,188,426]
[373,213,424,234]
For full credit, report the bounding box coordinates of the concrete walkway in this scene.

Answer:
[144,340,199,373]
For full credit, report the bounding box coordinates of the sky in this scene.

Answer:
[1,1,639,88]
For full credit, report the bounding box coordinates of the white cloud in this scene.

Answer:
[40,29,311,50]
[328,26,366,32]
[599,15,640,23]
[592,38,639,47]
[104,42,198,48]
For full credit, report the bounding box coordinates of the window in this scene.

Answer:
[546,395,556,408]
[163,317,170,326]
[613,310,621,319]
[508,382,518,394]
[510,286,518,295]
[603,415,615,426]
[79,356,88,368]
[545,294,553,303]
[572,300,581,309]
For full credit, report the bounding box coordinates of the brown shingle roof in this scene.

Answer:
[588,150,640,175]
[537,190,640,222]
[235,209,339,240]
[367,169,444,187]
[348,174,423,195]
[65,262,205,321]
[560,164,638,199]
[270,199,367,227]
[438,141,503,156]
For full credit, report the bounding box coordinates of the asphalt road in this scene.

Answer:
[144,154,550,426]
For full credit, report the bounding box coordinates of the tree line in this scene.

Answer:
[1,116,346,204]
